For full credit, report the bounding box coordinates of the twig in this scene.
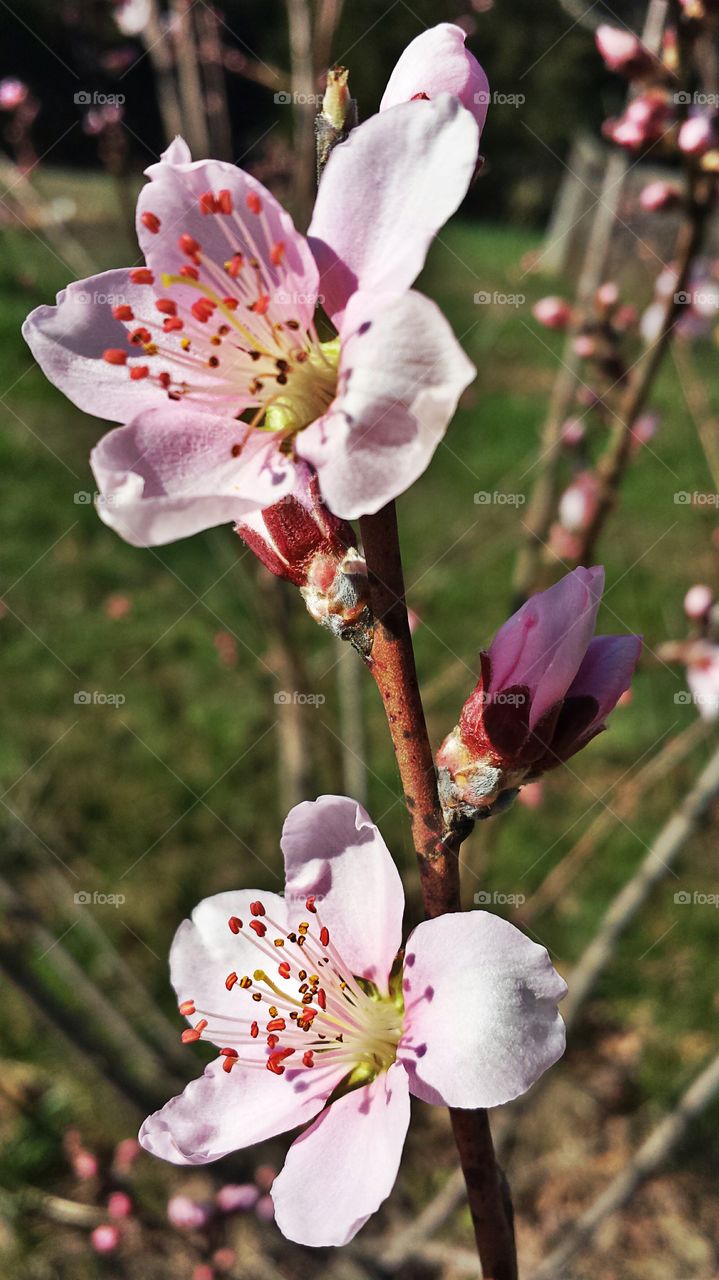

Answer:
[530,1050,719,1279]
[360,502,517,1280]
[144,0,184,143]
[513,718,708,927]
[335,641,368,805]
[285,0,316,225]
[169,0,212,158]
[563,736,719,1028]
[195,5,233,162]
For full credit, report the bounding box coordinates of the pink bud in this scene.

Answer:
[0,78,28,111]
[91,1224,120,1254]
[532,296,572,330]
[107,1191,133,1221]
[254,1163,277,1193]
[167,1195,211,1231]
[212,1249,236,1273]
[561,417,585,447]
[73,1150,98,1181]
[517,780,544,809]
[192,1268,214,1280]
[596,25,655,77]
[255,1194,275,1222]
[379,23,491,145]
[558,471,600,533]
[216,1183,260,1213]
[639,180,682,212]
[631,412,660,448]
[112,1137,141,1173]
[678,115,715,156]
[684,584,713,619]
[596,281,619,309]
[572,334,596,359]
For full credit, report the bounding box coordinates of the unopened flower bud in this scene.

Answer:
[561,417,586,447]
[558,470,600,533]
[167,1194,211,1231]
[216,1183,260,1213]
[236,464,371,642]
[596,25,656,78]
[640,179,682,211]
[678,114,715,156]
[91,1224,120,1254]
[436,568,641,823]
[532,296,571,330]
[684,583,713,619]
[107,1191,133,1220]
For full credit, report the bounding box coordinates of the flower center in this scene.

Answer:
[180,897,404,1087]
[103,189,340,445]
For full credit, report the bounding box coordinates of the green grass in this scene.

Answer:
[1,191,718,1200]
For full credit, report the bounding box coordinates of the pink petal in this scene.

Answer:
[90,409,294,546]
[565,634,642,728]
[308,95,478,327]
[140,1057,337,1166]
[22,270,166,421]
[399,912,567,1108]
[380,23,489,140]
[137,140,319,332]
[271,1063,410,1246]
[489,567,605,726]
[280,796,404,989]
[297,289,475,519]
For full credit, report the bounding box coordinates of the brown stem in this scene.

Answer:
[359,502,517,1280]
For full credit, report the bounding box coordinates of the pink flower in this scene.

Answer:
[678,114,715,156]
[437,568,642,818]
[24,34,482,544]
[0,78,28,111]
[595,25,655,77]
[167,1194,211,1230]
[139,796,567,1247]
[91,1224,120,1254]
[532,296,572,330]
[603,91,673,150]
[684,583,713,619]
[686,642,719,719]
[380,23,490,143]
[639,180,682,212]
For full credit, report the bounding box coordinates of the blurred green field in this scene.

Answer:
[1,187,718,1265]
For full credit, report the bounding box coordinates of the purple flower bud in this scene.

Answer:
[437,568,642,820]
[216,1183,260,1213]
[255,1193,275,1222]
[167,1194,211,1231]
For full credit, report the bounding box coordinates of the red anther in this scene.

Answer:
[141,211,161,233]
[158,372,172,389]
[130,365,150,380]
[228,916,242,933]
[250,901,266,917]
[112,304,134,321]
[103,348,128,365]
[195,1019,208,1032]
[225,971,238,991]
[270,241,285,266]
[179,264,199,280]
[163,317,184,332]
[305,896,317,914]
[181,1028,201,1043]
[266,1047,295,1075]
[217,189,233,214]
[303,1050,314,1068]
[225,254,244,279]
[317,989,327,1011]
[249,920,267,938]
[178,999,195,1016]
[219,1047,238,1057]
[199,190,218,215]
[266,1018,286,1032]
[411,91,430,101]
[245,191,262,215]
[278,961,291,980]
[222,297,238,310]
[250,294,270,315]
[319,926,330,947]
[130,327,151,345]
[130,267,154,284]
[266,1034,279,1048]
[155,298,177,316]
[191,299,216,322]
[179,233,200,257]
[222,1054,237,1073]
[250,1021,259,1038]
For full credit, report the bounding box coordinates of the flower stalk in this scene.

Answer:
[359,501,518,1280]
